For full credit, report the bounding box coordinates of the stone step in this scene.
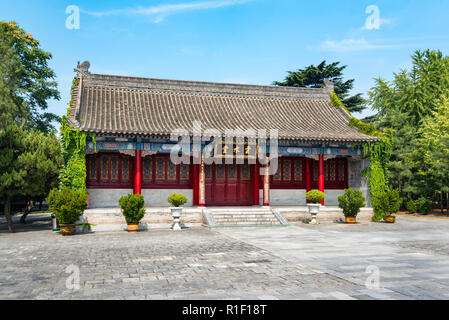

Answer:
[202,208,289,227]
[213,214,276,218]
[209,209,273,212]
[213,214,278,218]
[214,220,280,224]
[215,221,282,226]
[210,210,282,227]
[214,218,276,220]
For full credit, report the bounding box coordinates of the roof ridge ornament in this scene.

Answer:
[323,78,335,93]
[75,60,91,76]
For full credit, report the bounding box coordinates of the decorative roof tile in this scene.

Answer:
[70,62,379,143]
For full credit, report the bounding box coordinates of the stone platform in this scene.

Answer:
[81,206,374,232]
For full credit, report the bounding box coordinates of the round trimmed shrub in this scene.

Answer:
[378,188,401,216]
[406,200,417,214]
[338,188,366,217]
[416,197,432,215]
[119,194,146,224]
[168,194,188,207]
[46,188,88,225]
[306,190,325,204]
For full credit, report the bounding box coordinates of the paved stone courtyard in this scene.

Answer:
[1,216,449,300]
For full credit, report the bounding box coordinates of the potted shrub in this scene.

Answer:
[305,190,325,224]
[338,188,366,224]
[118,194,146,232]
[378,188,401,223]
[168,194,188,231]
[46,188,88,236]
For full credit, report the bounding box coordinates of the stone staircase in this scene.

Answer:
[202,207,290,228]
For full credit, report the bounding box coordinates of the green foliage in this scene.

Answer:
[338,188,366,217]
[273,60,366,113]
[46,188,88,225]
[0,123,62,203]
[58,77,95,193]
[330,91,351,114]
[418,97,449,206]
[406,200,417,214]
[369,162,389,222]
[0,21,60,133]
[167,194,188,207]
[377,188,402,218]
[370,50,449,125]
[358,137,393,221]
[59,154,87,192]
[349,117,385,139]
[306,190,325,204]
[415,197,433,215]
[19,129,63,201]
[369,50,449,210]
[119,194,146,224]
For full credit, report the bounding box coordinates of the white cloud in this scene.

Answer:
[312,38,398,53]
[83,0,254,23]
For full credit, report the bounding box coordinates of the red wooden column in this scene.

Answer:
[193,163,199,206]
[133,149,142,195]
[305,157,312,203]
[198,154,206,207]
[263,165,270,207]
[318,154,325,206]
[253,162,260,206]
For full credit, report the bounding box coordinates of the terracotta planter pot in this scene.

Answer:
[127,223,139,232]
[384,215,396,223]
[60,224,76,236]
[345,216,357,224]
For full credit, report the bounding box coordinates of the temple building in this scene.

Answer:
[70,62,377,211]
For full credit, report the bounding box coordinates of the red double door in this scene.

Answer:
[205,163,253,206]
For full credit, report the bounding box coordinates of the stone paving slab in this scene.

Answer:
[3,216,449,300]
[0,227,363,300]
[217,216,449,300]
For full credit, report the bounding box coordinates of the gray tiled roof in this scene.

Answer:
[70,63,379,143]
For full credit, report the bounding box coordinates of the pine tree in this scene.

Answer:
[273,61,366,113]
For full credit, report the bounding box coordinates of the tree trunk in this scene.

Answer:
[20,199,34,224]
[4,196,15,233]
[38,201,42,211]
[441,190,444,214]
[446,192,449,214]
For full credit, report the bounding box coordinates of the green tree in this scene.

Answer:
[0,21,63,231]
[0,124,27,232]
[0,21,60,133]
[369,49,449,207]
[371,50,449,125]
[273,61,366,113]
[0,24,27,130]
[19,130,63,223]
[419,97,449,213]
[0,124,62,232]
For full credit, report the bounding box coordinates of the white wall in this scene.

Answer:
[259,189,345,206]
[87,188,193,208]
[88,189,133,208]
[142,189,193,207]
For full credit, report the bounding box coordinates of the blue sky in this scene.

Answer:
[2,0,449,119]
